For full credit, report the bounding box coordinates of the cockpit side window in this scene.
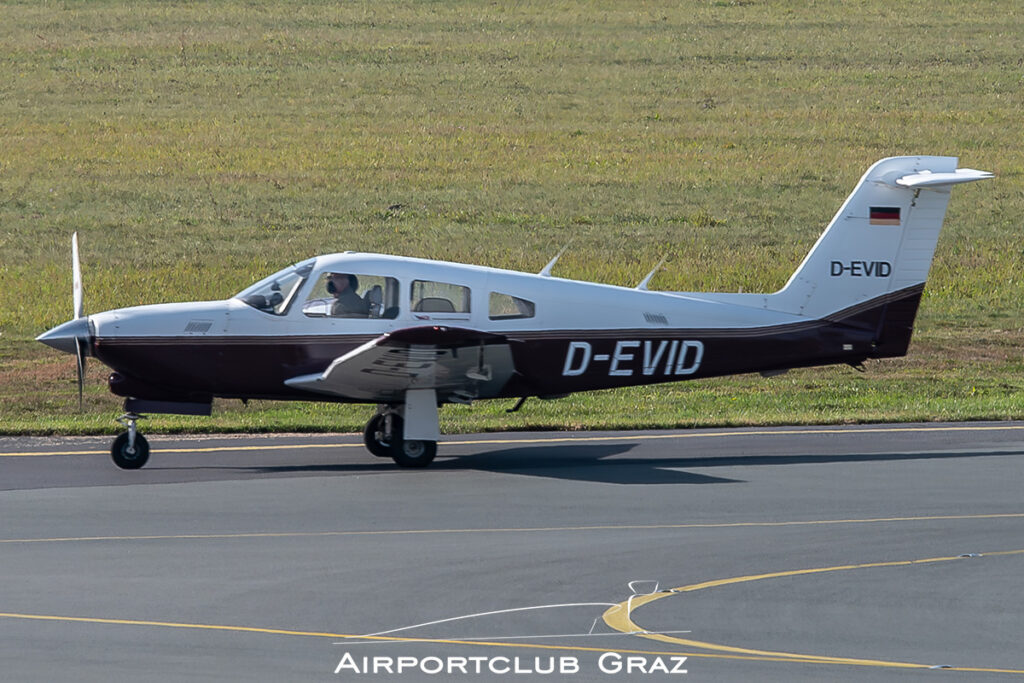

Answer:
[235,259,314,316]
[489,292,535,320]
[302,273,399,319]
[411,280,470,315]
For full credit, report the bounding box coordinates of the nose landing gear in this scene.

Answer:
[111,412,149,469]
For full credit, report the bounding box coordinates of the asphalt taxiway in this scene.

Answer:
[1,423,1022,681]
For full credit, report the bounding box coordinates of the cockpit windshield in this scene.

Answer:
[235,258,316,315]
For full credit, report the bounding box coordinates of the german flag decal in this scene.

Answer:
[869,206,901,226]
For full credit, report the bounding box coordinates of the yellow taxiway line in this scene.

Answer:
[1,512,1023,545]
[3,549,1023,672]
[2,422,1024,457]
[3,425,1022,671]
[0,608,886,665]
[603,549,1024,674]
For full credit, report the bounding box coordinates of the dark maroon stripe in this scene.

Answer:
[95,286,926,403]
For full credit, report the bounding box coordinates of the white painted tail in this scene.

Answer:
[769,156,992,318]
[700,157,992,319]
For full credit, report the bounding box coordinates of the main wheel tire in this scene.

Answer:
[363,414,393,458]
[391,437,437,468]
[111,432,150,469]
[379,414,437,468]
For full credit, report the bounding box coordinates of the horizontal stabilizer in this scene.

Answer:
[689,154,992,358]
[733,156,990,320]
[894,168,994,188]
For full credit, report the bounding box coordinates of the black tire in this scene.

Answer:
[391,437,437,469]
[111,432,150,469]
[377,413,436,468]
[363,414,393,458]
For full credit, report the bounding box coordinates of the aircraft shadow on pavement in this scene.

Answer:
[432,444,742,484]
[426,445,1022,482]
[240,444,740,485]
[663,449,1024,468]
[149,446,1022,487]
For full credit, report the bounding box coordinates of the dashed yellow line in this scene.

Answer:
[2,512,1022,545]
[603,549,1024,674]
[2,422,1023,457]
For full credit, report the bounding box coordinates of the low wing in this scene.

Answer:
[284,326,517,402]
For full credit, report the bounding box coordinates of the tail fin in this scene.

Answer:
[770,156,991,320]
[695,157,992,357]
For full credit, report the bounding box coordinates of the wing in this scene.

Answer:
[284,326,517,402]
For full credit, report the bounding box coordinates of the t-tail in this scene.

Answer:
[703,156,992,357]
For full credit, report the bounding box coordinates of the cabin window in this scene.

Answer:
[236,258,315,316]
[489,292,535,320]
[302,273,399,319]
[410,280,470,315]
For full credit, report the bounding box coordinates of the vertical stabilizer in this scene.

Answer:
[765,156,991,320]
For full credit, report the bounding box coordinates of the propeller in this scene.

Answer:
[72,232,83,319]
[72,232,86,409]
[35,232,93,409]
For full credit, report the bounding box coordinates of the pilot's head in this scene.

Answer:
[327,273,358,295]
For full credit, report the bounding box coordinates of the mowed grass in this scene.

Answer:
[1,1,1022,435]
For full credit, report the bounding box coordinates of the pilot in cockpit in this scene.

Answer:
[327,273,370,317]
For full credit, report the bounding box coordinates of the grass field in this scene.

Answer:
[1,1,1022,435]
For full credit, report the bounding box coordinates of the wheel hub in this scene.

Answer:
[403,440,425,458]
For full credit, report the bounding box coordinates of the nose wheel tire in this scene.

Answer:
[111,432,150,469]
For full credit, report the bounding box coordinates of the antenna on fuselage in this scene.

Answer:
[538,244,571,277]
[635,256,668,291]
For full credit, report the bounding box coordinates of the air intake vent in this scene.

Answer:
[643,313,669,325]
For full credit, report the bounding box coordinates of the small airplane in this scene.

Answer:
[37,156,992,469]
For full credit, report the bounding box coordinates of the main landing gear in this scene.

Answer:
[107,391,442,470]
[111,412,149,469]
[363,391,441,468]
[364,409,437,468]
